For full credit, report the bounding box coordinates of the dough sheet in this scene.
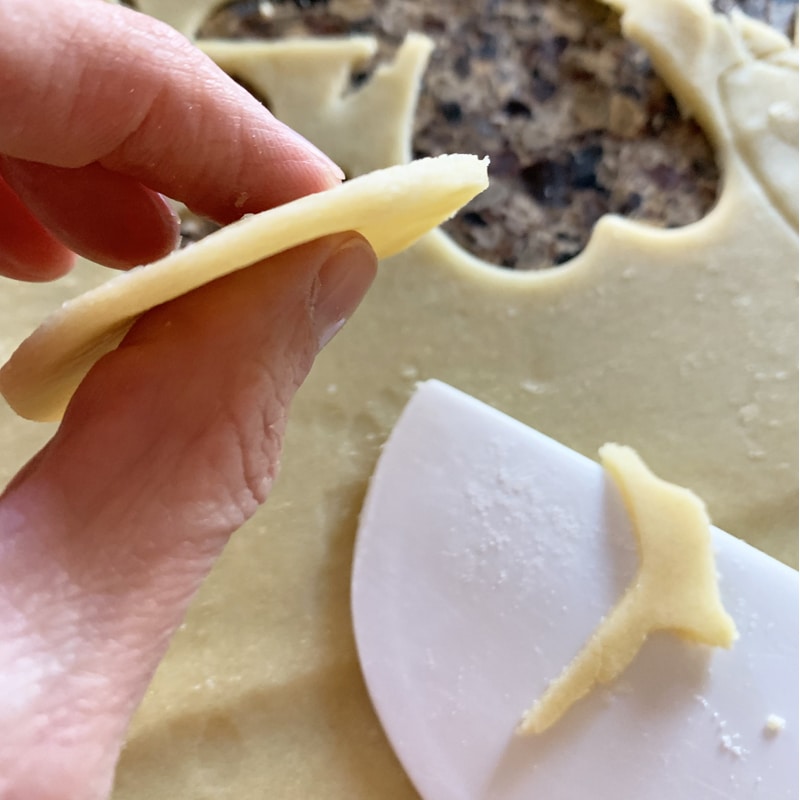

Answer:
[0,0,795,797]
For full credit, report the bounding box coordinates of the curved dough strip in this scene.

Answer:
[0,154,488,422]
[520,444,737,735]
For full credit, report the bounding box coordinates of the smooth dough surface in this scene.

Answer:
[0,154,488,422]
[0,1,795,798]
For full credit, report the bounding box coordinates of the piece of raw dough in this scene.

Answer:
[519,444,737,735]
[0,155,488,422]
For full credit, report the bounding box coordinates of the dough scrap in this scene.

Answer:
[519,444,737,735]
[0,154,488,422]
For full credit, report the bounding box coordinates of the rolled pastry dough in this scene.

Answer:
[0,154,488,422]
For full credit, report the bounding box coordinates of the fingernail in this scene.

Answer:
[316,152,346,184]
[312,236,377,350]
[290,131,346,184]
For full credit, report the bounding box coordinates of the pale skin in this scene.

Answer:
[0,1,377,798]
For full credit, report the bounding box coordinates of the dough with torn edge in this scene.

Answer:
[0,154,488,423]
[519,444,737,735]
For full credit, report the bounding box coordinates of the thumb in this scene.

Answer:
[0,232,376,799]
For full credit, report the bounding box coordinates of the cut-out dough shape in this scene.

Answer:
[519,444,737,735]
[0,155,488,422]
[0,1,795,798]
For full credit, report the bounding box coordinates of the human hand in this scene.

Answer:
[0,0,346,280]
[0,2,377,798]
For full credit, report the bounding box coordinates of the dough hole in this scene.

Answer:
[196,0,724,271]
[411,0,723,269]
[199,0,380,39]
[199,0,423,95]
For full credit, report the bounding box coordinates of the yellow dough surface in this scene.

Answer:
[519,444,737,735]
[0,1,795,798]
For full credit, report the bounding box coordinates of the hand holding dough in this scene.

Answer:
[0,154,489,422]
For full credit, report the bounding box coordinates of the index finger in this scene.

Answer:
[0,0,343,223]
